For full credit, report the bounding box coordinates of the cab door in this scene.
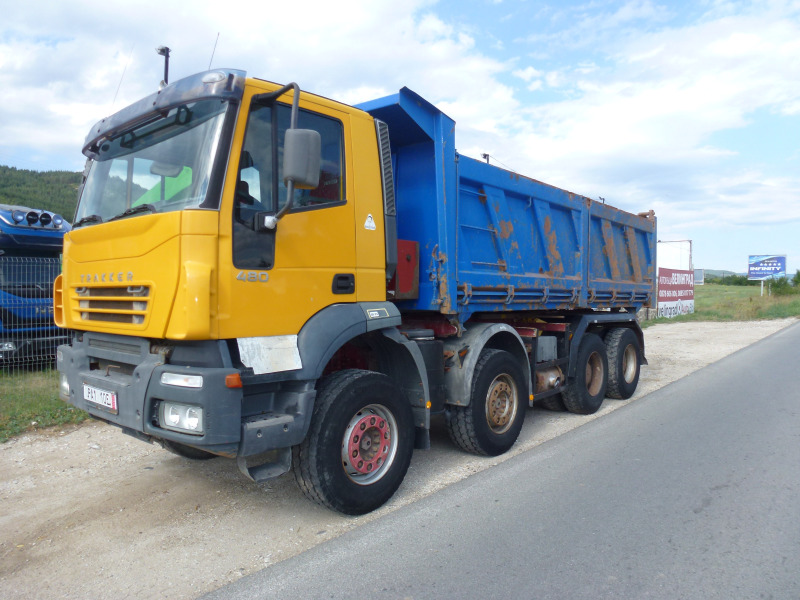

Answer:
[218,90,356,340]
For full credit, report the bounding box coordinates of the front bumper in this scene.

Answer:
[57,332,315,460]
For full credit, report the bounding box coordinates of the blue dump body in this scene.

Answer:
[0,204,71,364]
[359,89,656,322]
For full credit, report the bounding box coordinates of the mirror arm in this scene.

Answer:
[273,179,296,223]
[256,82,300,227]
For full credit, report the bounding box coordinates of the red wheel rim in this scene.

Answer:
[341,404,398,485]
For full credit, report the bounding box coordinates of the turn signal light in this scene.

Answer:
[225,373,242,388]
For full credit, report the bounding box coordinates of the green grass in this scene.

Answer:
[0,368,88,443]
[642,283,800,327]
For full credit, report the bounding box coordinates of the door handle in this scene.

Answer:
[332,273,355,294]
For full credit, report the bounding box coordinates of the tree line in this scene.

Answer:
[0,165,81,220]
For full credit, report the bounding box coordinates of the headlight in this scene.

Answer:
[158,402,204,435]
[0,341,16,352]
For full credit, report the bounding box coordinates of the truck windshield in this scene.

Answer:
[75,99,230,226]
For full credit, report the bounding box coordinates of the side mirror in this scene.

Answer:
[283,129,321,190]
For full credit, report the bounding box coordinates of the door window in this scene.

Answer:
[233,102,345,269]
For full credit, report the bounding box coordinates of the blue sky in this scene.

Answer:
[1,0,798,273]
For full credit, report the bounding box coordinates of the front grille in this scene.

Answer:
[73,285,151,325]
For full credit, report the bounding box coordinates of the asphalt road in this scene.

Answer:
[203,322,800,600]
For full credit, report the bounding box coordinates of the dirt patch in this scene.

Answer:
[0,319,794,599]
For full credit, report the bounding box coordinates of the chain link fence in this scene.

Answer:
[1,255,68,383]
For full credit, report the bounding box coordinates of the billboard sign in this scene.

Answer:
[694,268,704,286]
[657,268,694,319]
[747,255,786,280]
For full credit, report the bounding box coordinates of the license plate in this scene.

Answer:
[83,383,118,414]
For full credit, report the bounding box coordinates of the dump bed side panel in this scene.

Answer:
[587,202,656,307]
[454,156,656,315]
[455,156,587,311]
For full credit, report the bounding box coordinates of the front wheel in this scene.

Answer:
[447,349,527,456]
[561,333,608,415]
[293,370,414,515]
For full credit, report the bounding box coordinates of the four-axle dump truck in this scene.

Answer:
[56,69,656,514]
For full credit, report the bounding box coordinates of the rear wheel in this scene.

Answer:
[606,328,641,399]
[561,333,608,415]
[293,370,414,515]
[447,349,526,456]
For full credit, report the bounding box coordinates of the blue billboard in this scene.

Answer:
[748,255,786,280]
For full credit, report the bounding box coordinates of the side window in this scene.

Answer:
[277,105,344,209]
[232,101,345,269]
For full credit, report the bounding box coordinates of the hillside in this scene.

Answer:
[0,165,81,220]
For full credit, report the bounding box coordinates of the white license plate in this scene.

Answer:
[83,383,118,413]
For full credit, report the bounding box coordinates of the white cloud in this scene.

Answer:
[512,66,542,81]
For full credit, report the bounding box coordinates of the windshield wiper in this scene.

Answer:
[108,204,158,222]
[73,214,103,228]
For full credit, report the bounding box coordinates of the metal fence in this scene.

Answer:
[1,255,68,377]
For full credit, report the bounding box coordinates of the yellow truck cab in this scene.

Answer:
[57,70,417,513]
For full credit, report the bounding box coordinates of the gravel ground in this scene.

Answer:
[0,318,794,599]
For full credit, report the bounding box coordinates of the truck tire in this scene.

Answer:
[606,327,641,399]
[160,440,217,460]
[447,349,526,456]
[292,369,414,515]
[561,333,608,415]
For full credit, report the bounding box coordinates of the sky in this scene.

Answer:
[1,0,798,273]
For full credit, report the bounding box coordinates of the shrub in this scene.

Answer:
[771,277,797,296]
